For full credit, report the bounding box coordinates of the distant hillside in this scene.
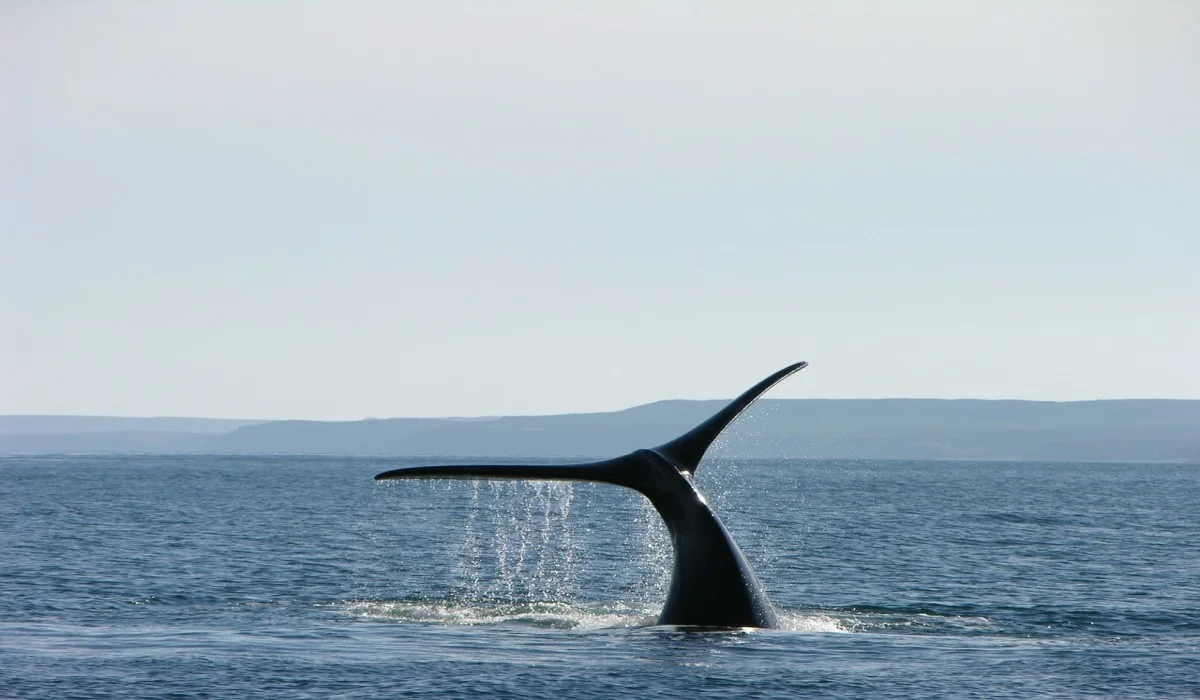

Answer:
[0,416,264,435]
[0,431,217,453]
[3,400,1197,462]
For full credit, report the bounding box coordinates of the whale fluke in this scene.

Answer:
[374,361,809,628]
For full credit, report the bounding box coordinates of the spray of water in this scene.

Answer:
[446,480,587,604]
[363,469,855,632]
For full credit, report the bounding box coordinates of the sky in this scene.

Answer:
[2,1,1198,420]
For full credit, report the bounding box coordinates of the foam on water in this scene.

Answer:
[777,611,852,634]
[340,598,857,634]
[816,608,1000,635]
[341,598,656,630]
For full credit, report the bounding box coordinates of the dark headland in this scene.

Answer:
[3,399,1198,462]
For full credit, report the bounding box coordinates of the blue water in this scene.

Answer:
[1,455,1197,698]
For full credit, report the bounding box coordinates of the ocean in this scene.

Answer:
[1,455,1197,698]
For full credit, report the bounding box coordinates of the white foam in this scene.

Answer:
[777,612,852,634]
[340,599,657,630]
[339,599,863,634]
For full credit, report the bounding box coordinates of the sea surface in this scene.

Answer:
[1,454,1197,698]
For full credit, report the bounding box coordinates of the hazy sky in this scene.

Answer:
[3,2,1198,419]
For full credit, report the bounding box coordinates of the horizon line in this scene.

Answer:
[4,395,1199,424]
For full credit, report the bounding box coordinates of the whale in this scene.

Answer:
[375,361,808,628]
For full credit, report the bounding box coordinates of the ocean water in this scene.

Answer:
[1,455,1197,699]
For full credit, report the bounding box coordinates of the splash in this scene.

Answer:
[631,496,671,599]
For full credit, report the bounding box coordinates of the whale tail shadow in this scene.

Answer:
[374,361,808,628]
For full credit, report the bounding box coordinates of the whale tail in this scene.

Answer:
[373,361,808,485]
[374,361,808,629]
